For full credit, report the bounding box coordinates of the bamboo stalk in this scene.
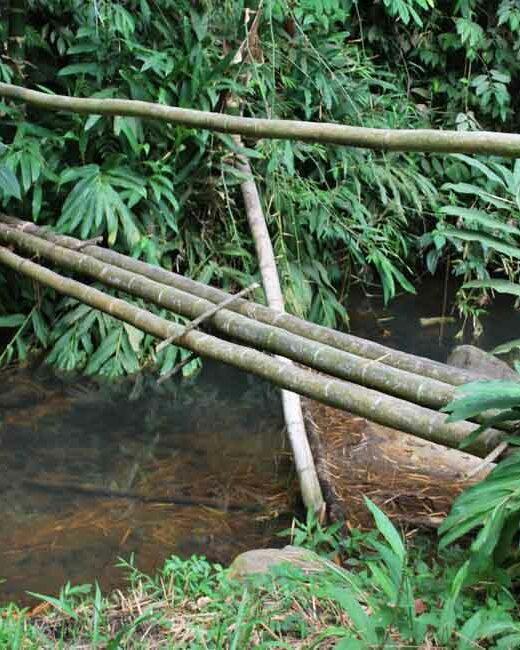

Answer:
[3,219,511,436]
[0,222,466,413]
[2,83,520,157]
[232,132,325,514]
[0,216,486,388]
[0,245,504,455]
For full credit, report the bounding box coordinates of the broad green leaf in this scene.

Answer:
[443,182,513,210]
[440,206,520,235]
[364,497,405,561]
[451,154,505,186]
[85,329,120,375]
[444,380,520,421]
[0,314,25,327]
[58,62,101,77]
[493,339,520,355]
[324,588,378,644]
[26,592,78,620]
[443,227,520,260]
[0,165,21,199]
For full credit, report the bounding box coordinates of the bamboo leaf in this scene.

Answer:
[0,314,25,327]
[364,497,405,561]
[443,227,520,260]
[493,339,520,355]
[464,279,520,297]
[0,165,21,199]
[440,206,520,235]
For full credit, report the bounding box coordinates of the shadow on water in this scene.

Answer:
[0,361,296,604]
[349,276,520,362]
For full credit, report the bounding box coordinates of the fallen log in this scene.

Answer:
[0,245,504,456]
[2,82,520,157]
[1,219,514,435]
[0,215,489,388]
[304,400,493,529]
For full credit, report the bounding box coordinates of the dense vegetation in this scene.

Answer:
[2,0,520,373]
[2,505,520,648]
[3,2,520,646]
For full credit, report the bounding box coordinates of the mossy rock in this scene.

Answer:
[228,545,326,581]
[447,345,519,381]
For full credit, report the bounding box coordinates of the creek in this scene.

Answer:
[0,276,518,604]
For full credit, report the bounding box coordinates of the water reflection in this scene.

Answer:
[0,363,293,604]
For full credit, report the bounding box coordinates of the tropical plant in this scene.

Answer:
[419,154,520,333]
[441,378,520,585]
[0,0,442,372]
[7,498,520,647]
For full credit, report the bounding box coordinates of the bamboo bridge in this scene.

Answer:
[0,82,516,515]
[0,215,505,451]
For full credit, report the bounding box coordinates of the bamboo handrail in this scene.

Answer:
[2,82,520,157]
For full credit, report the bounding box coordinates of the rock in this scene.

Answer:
[228,545,326,580]
[447,345,519,381]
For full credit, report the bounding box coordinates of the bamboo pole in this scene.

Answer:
[0,216,493,389]
[232,137,325,513]
[0,221,466,412]
[2,83,520,157]
[3,218,486,387]
[0,245,504,456]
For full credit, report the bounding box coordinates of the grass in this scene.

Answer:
[1,504,520,648]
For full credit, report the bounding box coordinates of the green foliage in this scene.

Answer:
[0,0,444,371]
[2,1,520,369]
[442,379,520,581]
[361,0,520,126]
[420,155,520,332]
[2,501,519,647]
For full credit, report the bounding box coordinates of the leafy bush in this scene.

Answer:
[3,1,520,370]
[442,379,520,578]
[420,155,520,332]
[0,0,442,372]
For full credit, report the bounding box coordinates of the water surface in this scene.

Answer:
[0,362,293,603]
[1,276,518,604]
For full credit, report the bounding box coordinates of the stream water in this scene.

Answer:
[1,277,519,605]
[0,363,293,604]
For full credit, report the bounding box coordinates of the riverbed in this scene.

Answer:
[0,363,294,604]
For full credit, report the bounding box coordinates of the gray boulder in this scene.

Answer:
[447,345,519,381]
[228,545,328,580]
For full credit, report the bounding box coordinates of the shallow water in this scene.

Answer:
[0,362,294,604]
[349,276,520,362]
[1,277,518,604]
